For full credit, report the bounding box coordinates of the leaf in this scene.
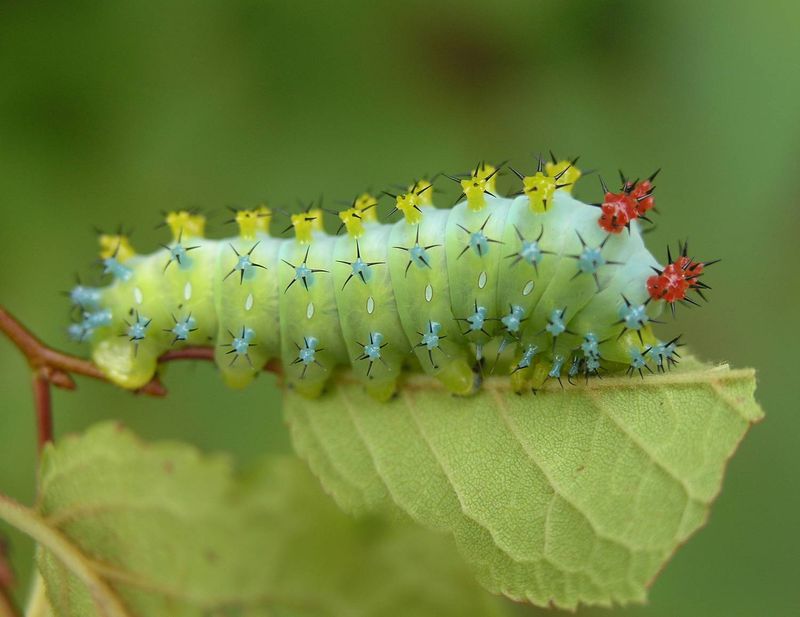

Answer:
[0,423,510,617]
[283,358,764,610]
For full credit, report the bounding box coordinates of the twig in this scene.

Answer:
[0,305,281,451]
[31,376,52,454]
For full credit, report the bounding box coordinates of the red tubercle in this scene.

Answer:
[630,179,655,215]
[671,256,705,286]
[598,191,636,233]
[647,270,689,302]
[647,254,709,303]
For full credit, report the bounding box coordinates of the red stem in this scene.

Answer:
[32,374,52,454]
[0,304,282,451]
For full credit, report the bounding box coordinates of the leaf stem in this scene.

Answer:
[23,574,47,617]
[0,494,130,617]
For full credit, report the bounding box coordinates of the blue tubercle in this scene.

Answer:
[297,336,319,365]
[619,300,649,331]
[545,308,567,337]
[362,331,384,360]
[520,241,542,266]
[650,339,680,372]
[501,305,525,335]
[577,246,605,274]
[514,344,538,372]
[549,354,565,378]
[226,326,256,366]
[103,257,133,282]
[467,305,488,332]
[69,285,102,310]
[469,230,490,257]
[168,243,194,271]
[351,257,372,284]
[421,321,443,350]
[295,263,315,287]
[581,332,600,359]
[125,312,151,342]
[410,244,431,269]
[170,314,197,343]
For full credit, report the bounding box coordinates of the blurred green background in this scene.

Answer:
[0,1,797,615]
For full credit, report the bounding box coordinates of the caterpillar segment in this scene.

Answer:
[66,158,714,399]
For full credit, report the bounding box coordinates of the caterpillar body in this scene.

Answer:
[66,159,713,400]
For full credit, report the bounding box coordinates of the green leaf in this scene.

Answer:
[0,423,509,617]
[283,358,764,610]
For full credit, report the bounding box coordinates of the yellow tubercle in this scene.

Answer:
[339,208,365,238]
[307,208,324,231]
[235,209,260,241]
[291,212,317,244]
[523,172,557,213]
[354,193,378,222]
[408,179,434,206]
[98,234,135,261]
[476,162,498,194]
[166,210,206,241]
[457,162,499,212]
[255,204,272,233]
[462,180,487,211]
[545,159,581,193]
[395,193,424,225]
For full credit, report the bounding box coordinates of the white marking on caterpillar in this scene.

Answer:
[306,302,315,319]
[133,287,143,305]
[184,282,192,300]
[366,296,375,314]
[245,293,254,311]
[478,271,487,289]
[425,284,433,302]
[523,280,535,296]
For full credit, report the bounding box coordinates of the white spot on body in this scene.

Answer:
[425,284,433,302]
[184,282,192,300]
[306,302,314,319]
[245,293,254,311]
[478,271,487,289]
[133,287,143,305]
[366,296,375,314]
[523,280,535,296]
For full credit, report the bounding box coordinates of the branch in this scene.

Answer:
[0,305,282,450]
[0,535,18,617]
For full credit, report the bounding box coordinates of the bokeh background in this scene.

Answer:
[1,1,797,615]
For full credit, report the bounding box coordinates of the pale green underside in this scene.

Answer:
[20,424,507,617]
[283,357,763,609]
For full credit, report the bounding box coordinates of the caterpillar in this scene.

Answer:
[65,156,714,401]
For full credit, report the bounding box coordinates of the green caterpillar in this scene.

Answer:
[66,158,712,400]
